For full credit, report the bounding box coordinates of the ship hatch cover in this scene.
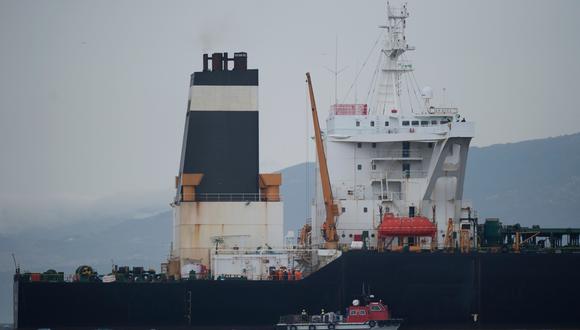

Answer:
[378,215,436,237]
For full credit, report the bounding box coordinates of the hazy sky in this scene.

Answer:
[1,0,579,222]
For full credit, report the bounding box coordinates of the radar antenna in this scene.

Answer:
[373,2,415,115]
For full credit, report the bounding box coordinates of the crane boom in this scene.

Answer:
[306,72,339,249]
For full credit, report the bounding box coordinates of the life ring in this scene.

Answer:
[308,325,317,330]
[327,323,336,330]
[368,320,377,328]
[289,326,298,330]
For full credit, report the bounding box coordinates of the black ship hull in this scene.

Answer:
[14,251,580,329]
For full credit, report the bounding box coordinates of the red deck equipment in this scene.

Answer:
[331,104,368,116]
[378,214,436,238]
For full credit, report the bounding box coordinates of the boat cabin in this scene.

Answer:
[346,300,389,323]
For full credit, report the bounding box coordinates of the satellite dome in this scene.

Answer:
[421,86,433,99]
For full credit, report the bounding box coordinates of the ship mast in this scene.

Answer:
[306,72,339,250]
[373,2,415,115]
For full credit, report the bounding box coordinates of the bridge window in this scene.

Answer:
[350,310,357,316]
[421,120,429,126]
[411,120,419,126]
[431,120,438,125]
[402,163,410,178]
[402,121,409,126]
[385,121,389,126]
[402,141,410,157]
[370,121,375,127]
[359,310,367,315]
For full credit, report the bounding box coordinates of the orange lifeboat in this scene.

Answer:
[378,214,436,238]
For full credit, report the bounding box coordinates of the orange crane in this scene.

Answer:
[306,72,339,249]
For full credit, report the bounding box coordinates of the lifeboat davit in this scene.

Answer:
[378,214,436,238]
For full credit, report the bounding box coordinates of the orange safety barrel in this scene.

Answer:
[378,214,436,238]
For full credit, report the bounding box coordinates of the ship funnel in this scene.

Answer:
[203,54,209,72]
[203,52,247,72]
[223,52,229,70]
[234,52,247,71]
[211,52,223,71]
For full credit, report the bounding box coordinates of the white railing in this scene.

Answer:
[425,107,458,115]
[370,171,386,181]
[376,191,405,201]
[328,124,451,136]
[179,193,281,202]
[370,149,423,159]
[387,170,427,179]
[213,248,306,255]
[370,170,427,180]
[329,128,387,135]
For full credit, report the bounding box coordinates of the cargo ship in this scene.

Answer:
[13,3,580,329]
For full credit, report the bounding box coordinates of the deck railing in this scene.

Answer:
[370,149,423,159]
[370,170,427,180]
[179,193,281,202]
[392,170,428,179]
[375,191,405,201]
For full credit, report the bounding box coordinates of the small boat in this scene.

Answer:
[276,295,403,330]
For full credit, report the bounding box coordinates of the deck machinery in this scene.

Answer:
[479,218,580,252]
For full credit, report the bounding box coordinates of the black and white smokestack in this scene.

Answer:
[179,52,259,199]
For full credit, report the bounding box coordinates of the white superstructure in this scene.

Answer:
[311,3,474,249]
